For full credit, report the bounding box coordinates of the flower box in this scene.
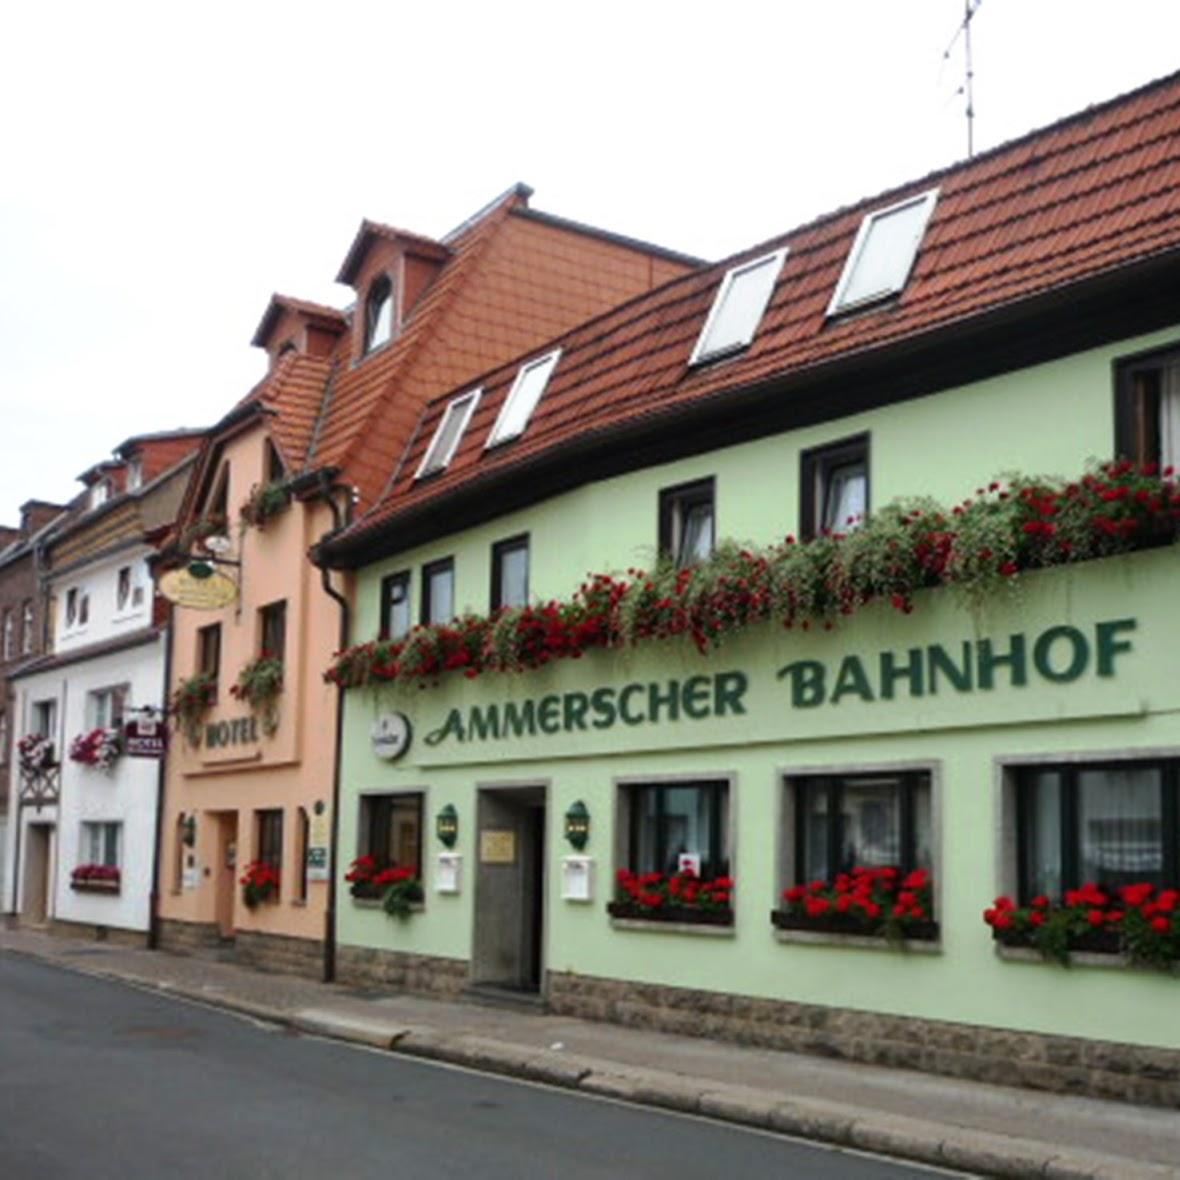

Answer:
[70,878,121,894]
[990,926,1121,955]
[606,900,734,927]
[771,909,939,942]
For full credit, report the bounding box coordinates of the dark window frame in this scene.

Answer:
[420,557,455,626]
[790,770,930,886]
[359,791,424,873]
[296,807,310,903]
[363,274,395,355]
[379,570,413,641]
[621,779,730,881]
[799,432,870,541]
[259,600,287,663]
[1113,342,1180,467]
[1013,759,1180,903]
[255,808,284,872]
[490,534,530,611]
[197,623,221,695]
[658,477,715,567]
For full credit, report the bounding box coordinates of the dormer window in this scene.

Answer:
[486,351,561,448]
[827,189,938,316]
[89,479,111,510]
[689,249,787,365]
[277,340,297,360]
[126,457,143,491]
[266,439,286,484]
[364,275,395,354]
[416,390,481,480]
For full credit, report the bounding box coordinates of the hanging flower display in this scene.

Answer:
[608,867,734,926]
[344,855,423,918]
[773,867,937,943]
[239,481,291,530]
[240,860,281,908]
[68,727,123,771]
[17,733,56,773]
[230,654,284,736]
[70,864,121,892]
[326,460,1180,692]
[169,673,217,746]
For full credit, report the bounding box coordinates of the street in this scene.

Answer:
[0,955,962,1180]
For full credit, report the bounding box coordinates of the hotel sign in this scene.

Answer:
[159,568,238,610]
[422,618,1138,749]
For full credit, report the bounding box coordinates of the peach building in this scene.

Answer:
[155,185,699,975]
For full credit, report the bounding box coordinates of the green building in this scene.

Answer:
[317,73,1180,1105]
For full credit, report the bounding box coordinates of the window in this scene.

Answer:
[490,535,529,611]
[421,558,455,626]
[828,189,938,316]
[259,600,287,663]
[690,249,787,364]
[255,809,284,874]
[800,435,869,539]
[1115,349,1180,470]
[364,274,395,354]
[20,600,33,654]
[0,710,8,765]
[659,478,715,567]
[380,571,412,641]
[1013,760,1179,901]
[359,793,423,873]
[266,439,286,484]
[116,567,132,612]
[486,350,561,447]
[207,464,229,522]
[621,780,729,880]
[790,771,932,885]
[89,480,110,510]
[197,623,221,692]
[1,610,12,660]
[126,457,143,491]
[415,390,481,479]
[82,821,121,868]
[65,587,89,629]
[89,686,127,730]
[32,699,56,739]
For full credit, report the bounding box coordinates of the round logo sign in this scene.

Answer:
[159,568,239,610]
[371,712,412,761]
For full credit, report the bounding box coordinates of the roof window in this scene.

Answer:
[364,275,395,354]
[689,249,787,365]
[827,188,938,316]
[486,350,561,448]
[416,389,481,479]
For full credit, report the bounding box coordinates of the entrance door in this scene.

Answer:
[21,824,53,926]
[214,812,238,939]
[472,786,546,993]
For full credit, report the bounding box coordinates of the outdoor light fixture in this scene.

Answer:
[186,558,215,579]
[436,804,459,848]
[181,813,197,847]
[564,800,590,851]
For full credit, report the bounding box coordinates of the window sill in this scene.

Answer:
[609,917,734,937]
[995,944,1131,969]
[70,881,121,895]
[350,897,425,914]
[774,929,941,954]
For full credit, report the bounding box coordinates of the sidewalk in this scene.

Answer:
[2,927,1177,1179]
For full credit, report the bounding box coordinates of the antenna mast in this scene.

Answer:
[944,0,983,157]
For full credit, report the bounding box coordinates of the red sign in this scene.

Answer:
[125,717,167,759]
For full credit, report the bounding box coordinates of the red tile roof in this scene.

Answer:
[328,70,1180,560]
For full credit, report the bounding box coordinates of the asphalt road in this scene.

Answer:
[0,955,963,1180]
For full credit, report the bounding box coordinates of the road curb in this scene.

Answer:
[5,943,1175,1180]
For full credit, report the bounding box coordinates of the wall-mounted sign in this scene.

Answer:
[307,805,331,882]
[159,567,238,610]
[205,716,259,748]
[125,716,167,759]
[371,712,412,761]
[480,829,516,865]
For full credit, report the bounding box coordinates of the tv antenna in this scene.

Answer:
[943,0,983,157]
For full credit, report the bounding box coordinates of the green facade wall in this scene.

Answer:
[337,327,1180,1052]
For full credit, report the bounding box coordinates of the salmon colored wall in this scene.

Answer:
[159,423,346,939]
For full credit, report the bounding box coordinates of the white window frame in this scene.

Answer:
[827,188,939,317]
[486,350,562,448]
[689,249,788,365]
[82,820,122,868]
[415,389,481,480]
[89,685,128,731]
[126,457,143,491]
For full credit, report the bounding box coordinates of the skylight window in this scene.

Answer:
[689,249,787,365]
[415,389,481,479]
[827,188,938,316]
[486,350,561,448]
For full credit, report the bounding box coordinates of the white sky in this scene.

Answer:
[2,0,1179,522]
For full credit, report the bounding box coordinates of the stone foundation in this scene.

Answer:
[233,929,324,980]
[156,918,224,955]
[48,917,148,948]
[336,943,470,998]
[547,971,1180,1108]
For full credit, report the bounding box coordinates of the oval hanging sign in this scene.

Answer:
[159,568,239,610]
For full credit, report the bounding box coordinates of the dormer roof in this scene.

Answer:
[251,294,348,349]
[336,220,453,287]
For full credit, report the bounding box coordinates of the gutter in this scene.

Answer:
[148,613,175,950]
[311,470,353,983]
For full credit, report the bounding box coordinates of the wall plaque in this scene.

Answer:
[480,829,516,865]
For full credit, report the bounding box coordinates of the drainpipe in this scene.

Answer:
[315,473,353,984]
[147,608,174,950]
